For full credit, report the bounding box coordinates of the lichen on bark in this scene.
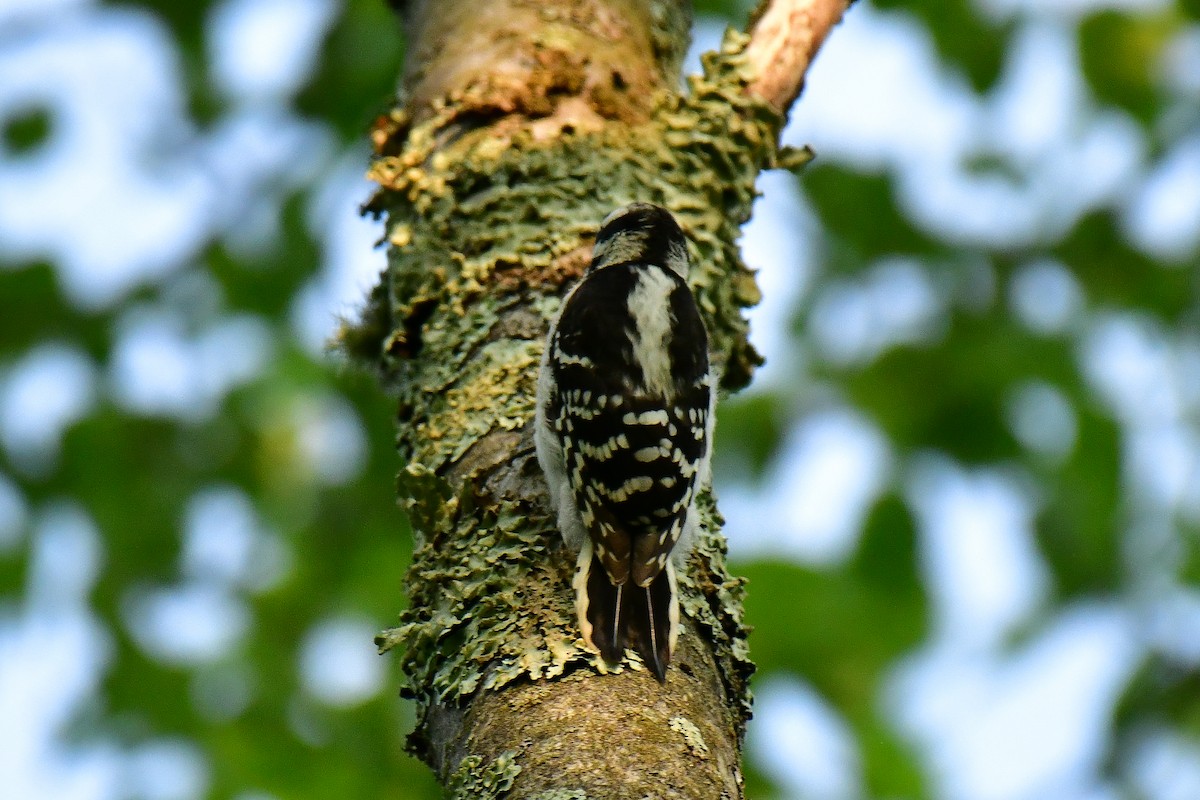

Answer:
[352,2,787,795]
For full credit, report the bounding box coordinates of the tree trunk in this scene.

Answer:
[347,1,845,796]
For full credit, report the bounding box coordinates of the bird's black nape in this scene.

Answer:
[590,202,689,278]
[595,202,683,246]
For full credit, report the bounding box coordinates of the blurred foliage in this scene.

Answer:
[2,0,1199,799]
[1079,10,1173,126]
[741,497,928,798]
[1,105,54,154]
[873,0,1010,91]
[802,165,943,260]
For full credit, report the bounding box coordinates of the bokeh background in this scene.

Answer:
[1,0,1198,798]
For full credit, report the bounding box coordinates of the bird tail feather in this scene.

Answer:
[575,543,677,682]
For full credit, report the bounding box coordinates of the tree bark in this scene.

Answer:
[348,1,850,796]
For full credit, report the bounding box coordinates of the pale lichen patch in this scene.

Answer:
[449,750,522,800]
[669,716,711,760]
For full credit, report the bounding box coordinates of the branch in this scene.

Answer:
[356,1,857,795]
[743,0,855,114]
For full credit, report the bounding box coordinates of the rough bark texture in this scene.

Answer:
[349,1,798,797]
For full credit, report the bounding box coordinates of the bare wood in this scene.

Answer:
[395,0,686,133]
[744,0,854,114]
